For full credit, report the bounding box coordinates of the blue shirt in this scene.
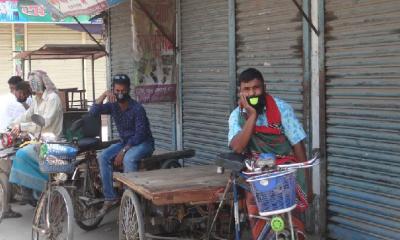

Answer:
[228,97,306,145]
[90,98,153,146]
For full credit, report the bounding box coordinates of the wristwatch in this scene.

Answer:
[122,147,128,154]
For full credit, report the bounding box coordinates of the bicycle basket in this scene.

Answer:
[247,169,296,216]
[39,143,78,174]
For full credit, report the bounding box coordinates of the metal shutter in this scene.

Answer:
[325,1,400,239]
[181,0,230,164]
[0,24,13,94]
[236,0,305,119]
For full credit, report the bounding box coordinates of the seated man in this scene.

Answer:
[0,79,33,219]
[9,70,63,200]
[90,74,154,216]
[228,68,307,239]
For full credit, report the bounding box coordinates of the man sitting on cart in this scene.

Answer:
[228,68,308,239]
[90,74,154,217]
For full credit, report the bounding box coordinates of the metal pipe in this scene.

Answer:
[317,0,326,237]
[81,58,85,90]
[133,0,175,46]
[72,16,108,56]
[228,0,237,111]
[176,0,183,151]
[291,0,320,36]
[91,55,95,102]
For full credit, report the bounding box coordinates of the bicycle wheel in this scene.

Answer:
[119,189,145,240]
[0,173,8,223]
[32,186,74,240]
[74,160,104,231]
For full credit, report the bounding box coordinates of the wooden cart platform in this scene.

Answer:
[113,165,231,206]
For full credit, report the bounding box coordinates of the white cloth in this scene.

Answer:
[0,93,32,131]
[13,90,63,138]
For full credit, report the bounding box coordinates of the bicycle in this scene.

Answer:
[210,153,319,240]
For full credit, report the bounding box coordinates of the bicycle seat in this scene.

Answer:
[77,137,101,153]
[215,152,246,172]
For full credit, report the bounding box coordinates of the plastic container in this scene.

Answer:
[39,143,78,174]
[247,169,296,216]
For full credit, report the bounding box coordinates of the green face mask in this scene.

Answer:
[248,96,259,106]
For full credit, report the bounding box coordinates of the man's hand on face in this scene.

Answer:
[238,93,257,117]
[105,90,117,103]
[114,150,125,167]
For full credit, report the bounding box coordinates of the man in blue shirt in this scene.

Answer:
[90,74,154,215]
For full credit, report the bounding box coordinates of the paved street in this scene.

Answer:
[0,204,118,240]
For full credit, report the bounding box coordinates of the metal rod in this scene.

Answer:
[72,16,108,56]
[133,0,175,46]
[290,0,319,36]
[207,177,232,239]
[228,0,237,111]
[91,55,95,102]
[29,55,31,72]
[81,58,85,90]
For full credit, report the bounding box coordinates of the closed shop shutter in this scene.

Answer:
[0,24,13,94]
[109,2,174,150]
[325,1,400,239]
[181,0,230,164]
[236,0,305,120]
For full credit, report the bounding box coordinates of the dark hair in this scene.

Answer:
[8,76,23,86]
[112,74,130,88]
[15,81,32,95]
[238,68,265,86]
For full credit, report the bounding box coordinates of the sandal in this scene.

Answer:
[3,210,23,219]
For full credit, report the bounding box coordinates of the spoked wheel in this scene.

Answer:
[119,189,145,240]
[0,173,8,223]
[75,157,104,231]
[32,186,74,240]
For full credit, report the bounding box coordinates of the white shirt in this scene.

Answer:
[0,93,32,131]
[13,90,63,138]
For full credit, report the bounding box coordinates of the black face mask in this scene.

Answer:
[116,93,130,103]
[17,97,27,103]
[246,93,266,115]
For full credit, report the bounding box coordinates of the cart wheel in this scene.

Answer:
[32,186,74,240]
[119,189,145,240]
[161,159,181,169]
[0,173,8,223]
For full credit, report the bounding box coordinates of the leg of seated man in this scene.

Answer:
[122,140,155,173]
[98,142,124,201]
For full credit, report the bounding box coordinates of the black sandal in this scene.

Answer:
[3,210,22,219]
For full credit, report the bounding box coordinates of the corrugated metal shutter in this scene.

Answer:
[236,0,305,119]
[109,2,174,150]
[181,0,230,164]
[0,24,13,94]
[325,1,400,239]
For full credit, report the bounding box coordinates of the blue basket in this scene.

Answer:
[247,169,296,216]
[39,143,78,174]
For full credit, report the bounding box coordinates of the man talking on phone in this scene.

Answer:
[90,74,154,217]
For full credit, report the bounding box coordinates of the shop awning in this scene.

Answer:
[14,44,106,60]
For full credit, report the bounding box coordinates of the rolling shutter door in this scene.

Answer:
[0,24,13,94]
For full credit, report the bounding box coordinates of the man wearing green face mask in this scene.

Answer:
[228,68,308,239]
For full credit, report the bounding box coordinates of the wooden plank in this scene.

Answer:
[113,165,231,205]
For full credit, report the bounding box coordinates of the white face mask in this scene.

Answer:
[30,77,45,94]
